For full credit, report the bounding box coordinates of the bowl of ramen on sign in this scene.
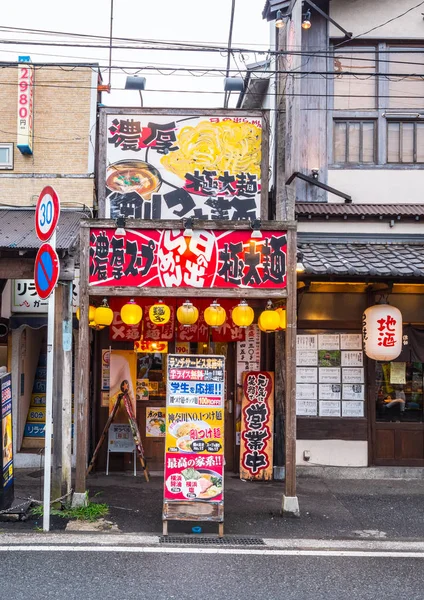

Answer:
[106,160,162,198]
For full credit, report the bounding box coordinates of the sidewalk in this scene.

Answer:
[3,468,424,541]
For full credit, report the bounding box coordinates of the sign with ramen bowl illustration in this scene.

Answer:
[163,354,225,529]
[102,111,266,221]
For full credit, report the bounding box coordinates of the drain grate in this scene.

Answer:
[159,536,265,546]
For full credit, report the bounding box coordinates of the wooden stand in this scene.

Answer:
[86,390,149,482]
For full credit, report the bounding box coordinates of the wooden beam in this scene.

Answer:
[87,286,288,299]
[82,219,296,230]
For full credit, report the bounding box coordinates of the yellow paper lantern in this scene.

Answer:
[232,300,254,328]
[204,301,226,327]
[149,301,171,326]
[177,301,199,326]
[121,299,142,325]
[94,299,114,327]
[257,315,267,332]
[76,305,96,323]
[259,302,280,332]
[276,307,287,330]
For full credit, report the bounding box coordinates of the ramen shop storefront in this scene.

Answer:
[76,220,291,497]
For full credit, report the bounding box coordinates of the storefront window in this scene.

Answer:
[376,362,423,422]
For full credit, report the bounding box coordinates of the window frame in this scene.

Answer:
[330,43,424,168]
[333,118,377,165]
[0,143,14,170]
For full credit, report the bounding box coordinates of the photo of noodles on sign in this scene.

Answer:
[105,114,263,221]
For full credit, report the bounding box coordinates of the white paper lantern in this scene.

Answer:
[363,304,403,361]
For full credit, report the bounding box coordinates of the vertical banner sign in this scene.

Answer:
[163,355,225,525]
[1,372,14,509]
[240,371,274,481]
[17,57,34,155]
[109,350,137,423]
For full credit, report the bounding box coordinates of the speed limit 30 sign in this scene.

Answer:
[35,186,60,242]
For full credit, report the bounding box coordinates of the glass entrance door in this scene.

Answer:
[373,361,424,465]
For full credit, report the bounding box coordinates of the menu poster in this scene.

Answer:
[146,407,166,437]
[318,350,341,368]
[342,401,364,417]
[341,351,363,367]
[296,399,318,416]
[240,371,274,481]
[340,334,362,350]
[318,334,340,350]
[164,355,225,523]
[297,350,318,366]
[342,368,364,384]
[296,367,318,384]
[342,384,365,401]
[319,384,341,400]
[296,383,318,400]
[390,362,406,385]
[319,401,341,417]
[101,349,110,390]
[297,335,317,350]
[319,368,341,384]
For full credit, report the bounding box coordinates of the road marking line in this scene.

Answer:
[1,546,424,558]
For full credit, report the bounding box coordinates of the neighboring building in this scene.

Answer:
[0,60,98,466]
[262,0,424,467]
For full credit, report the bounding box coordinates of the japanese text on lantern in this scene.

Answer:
[377,315,397,348]
[89,229,287,290]
[240,371,274,480]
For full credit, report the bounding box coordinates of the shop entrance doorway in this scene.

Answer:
[372,361,424,465]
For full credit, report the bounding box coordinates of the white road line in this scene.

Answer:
[0,545,424,558]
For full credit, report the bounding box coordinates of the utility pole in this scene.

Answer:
[275,0,301,517]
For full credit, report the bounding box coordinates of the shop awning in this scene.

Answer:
[298,238,424,278]
[0,209,88,252]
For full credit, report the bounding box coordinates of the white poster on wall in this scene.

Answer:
[319,368,341,383]
[340,334,362,350]
[318,334,340,350]
[319,384,341,400]
[341,351,363,367]
[296,399,318,416]
[342,384,365,401]
[342,368,364,384]
[296,383,318,400]
[296,350,318,366]
[296,367,318,384]
[319,401,341,417]
[342,401,364,417]
[297,335,318,350]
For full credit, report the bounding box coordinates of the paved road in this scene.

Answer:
[2,543,424,600]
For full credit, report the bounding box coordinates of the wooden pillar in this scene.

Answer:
[75,225,90,495]
[61,281,73,499]
[280,0,301,516]
[283,228,299,514]
[52,282,64,504]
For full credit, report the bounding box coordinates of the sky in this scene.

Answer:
[0,0,271,108]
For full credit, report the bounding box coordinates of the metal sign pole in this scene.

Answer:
[43,230,56,532]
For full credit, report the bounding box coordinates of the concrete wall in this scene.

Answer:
[296,440,368,467]
[329,0,424,39]
[328,170,424,205]
[0,65,97,207]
